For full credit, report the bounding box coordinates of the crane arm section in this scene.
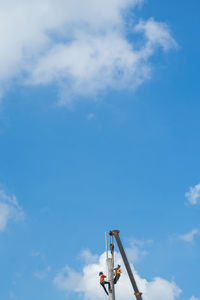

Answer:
[110,230,143,300]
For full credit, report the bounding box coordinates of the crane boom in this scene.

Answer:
[110,230,143,300]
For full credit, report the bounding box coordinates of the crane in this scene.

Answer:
[109,230,143,300]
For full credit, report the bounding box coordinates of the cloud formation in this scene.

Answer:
[0,189,24,232]
[54,250,181,300]
[185,184,200,205]
[0,0,176,103]
[179,229,200,242]
[125,238,153,262]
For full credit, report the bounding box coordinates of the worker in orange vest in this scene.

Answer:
[114,265,122,284]
[99,272,111,295]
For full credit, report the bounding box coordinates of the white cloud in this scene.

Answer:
[0,189,24,232]
[80,249,99,264]
[185,184,200,205]
[54,251,181,300]
[126,238,153,262]
[190,297,200,300]
[135,18,177,52]
[179,229,200,242]
[54,265,83,292]
[0,0,176,103]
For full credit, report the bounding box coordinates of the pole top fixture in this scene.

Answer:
[109,230,120,236]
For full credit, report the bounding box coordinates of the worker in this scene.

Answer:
[99,272,111,295]
[114,265,122,284]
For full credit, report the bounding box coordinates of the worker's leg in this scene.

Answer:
[101,283,108,295]
[114,274,120,284]
[104,281,111,292]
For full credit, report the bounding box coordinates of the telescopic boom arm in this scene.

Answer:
[109,230,143,300]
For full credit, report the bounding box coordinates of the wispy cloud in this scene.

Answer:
[34,266,51,280]
[54,250,181,300]
[190,297,200,300]
[80,249,99,264]
[179,229,200,242]
[0,0,176,103]
[87,113,96,120]
[126,238,153,262]
[185,183,200,205]
[0,189,24,232]
[9,291,15,299]
[31,251,46,260]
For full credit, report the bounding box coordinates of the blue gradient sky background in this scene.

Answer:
[0,1,200,300]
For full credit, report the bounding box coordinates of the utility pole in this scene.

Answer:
[105,232,115,300]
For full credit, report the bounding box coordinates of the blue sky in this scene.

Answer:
[0,1,200,300]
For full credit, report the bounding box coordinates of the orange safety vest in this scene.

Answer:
[100,274,106,283]
[114,268,122,274]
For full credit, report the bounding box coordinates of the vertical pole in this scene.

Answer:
[105,232,108,260]
[110,235,115,300]
[106,234,115,300]
[107,258,114,300]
